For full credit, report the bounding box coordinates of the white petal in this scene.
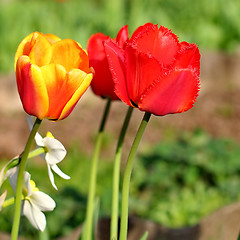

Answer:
[23,171,33,196]
[51,164,70,180]
[8,166,19,192]
[47,164,58,190]
[30,191,56,212]
[23,200,46,232]
[8,168,33,196]
[0,157,18,188]
[35,132,44,147]
[43,138,67,165]
[39,152,46,160]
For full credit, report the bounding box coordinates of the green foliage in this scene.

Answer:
[0,129,240,237]
[130,129,240,227]
[0,0,240,73]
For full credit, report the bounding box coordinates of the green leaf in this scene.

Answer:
[139,231,148,240]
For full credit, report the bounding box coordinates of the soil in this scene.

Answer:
[1,50,240,160]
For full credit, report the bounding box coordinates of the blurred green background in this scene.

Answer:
[1,0,240,73]
[0,0,240,239]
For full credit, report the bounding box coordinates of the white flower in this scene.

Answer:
[0,156,20,211]
[8,167,56,231]
[27,117,70,190]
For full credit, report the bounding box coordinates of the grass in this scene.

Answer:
[1,0,240,73]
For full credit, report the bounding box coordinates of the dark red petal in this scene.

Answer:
[175,42,201,76]
[116,25,129,48]
[87,33,119,100]
[129,24,180,66]
[124,45,164,105]
[105,40,131,106]
[139,69,200,116]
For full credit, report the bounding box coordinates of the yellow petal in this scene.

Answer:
[14,32,36,69]
[15,32,52,69]
[28,33,52,67]
[44,34,61,44]
[40,64,67,120]
[50,39,89,73]
[59,72,93,120]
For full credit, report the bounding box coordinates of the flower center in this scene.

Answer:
[22,186,28,198]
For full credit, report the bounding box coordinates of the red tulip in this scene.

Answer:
[15,32,93,120]
[87,25,129,100]
[105,23,200,116]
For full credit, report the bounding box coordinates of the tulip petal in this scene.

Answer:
[105,40,132,106]
[28,33,52,67]
[116,25,129,48]
[14,32,35,69]
[15,32,52,68]
[16,56,49,119]
[23,200,46,232]
[176,42,201,76]
[44,34,61,44]
[30,191,56,211]
[140,69,199,115]
[51,39,89,73]
[87,34,119,99]
[87,33,109,60]
[130,23,180,66]
[40,64,68,119]
[125,45,164,105]
[59,70,93,120]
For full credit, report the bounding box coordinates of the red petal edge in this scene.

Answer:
[139,69,200,116]
[104,39,131,106]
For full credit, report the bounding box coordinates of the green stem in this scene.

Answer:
[4,147,46,173]
[110,107,133,240]
[2,196,15,208]
[28,147,46,159]
[11,118,42,240]
[119,112,151,240]
[84,99,111,240]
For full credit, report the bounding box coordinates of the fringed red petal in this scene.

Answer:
[139,69,200,116]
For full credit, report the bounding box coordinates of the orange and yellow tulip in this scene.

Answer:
[15,32,93,120]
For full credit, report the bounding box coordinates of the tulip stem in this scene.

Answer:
[11,118,42,240]
[110,106,133,240]
[84,98,111,240]
[119,112,151,240]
